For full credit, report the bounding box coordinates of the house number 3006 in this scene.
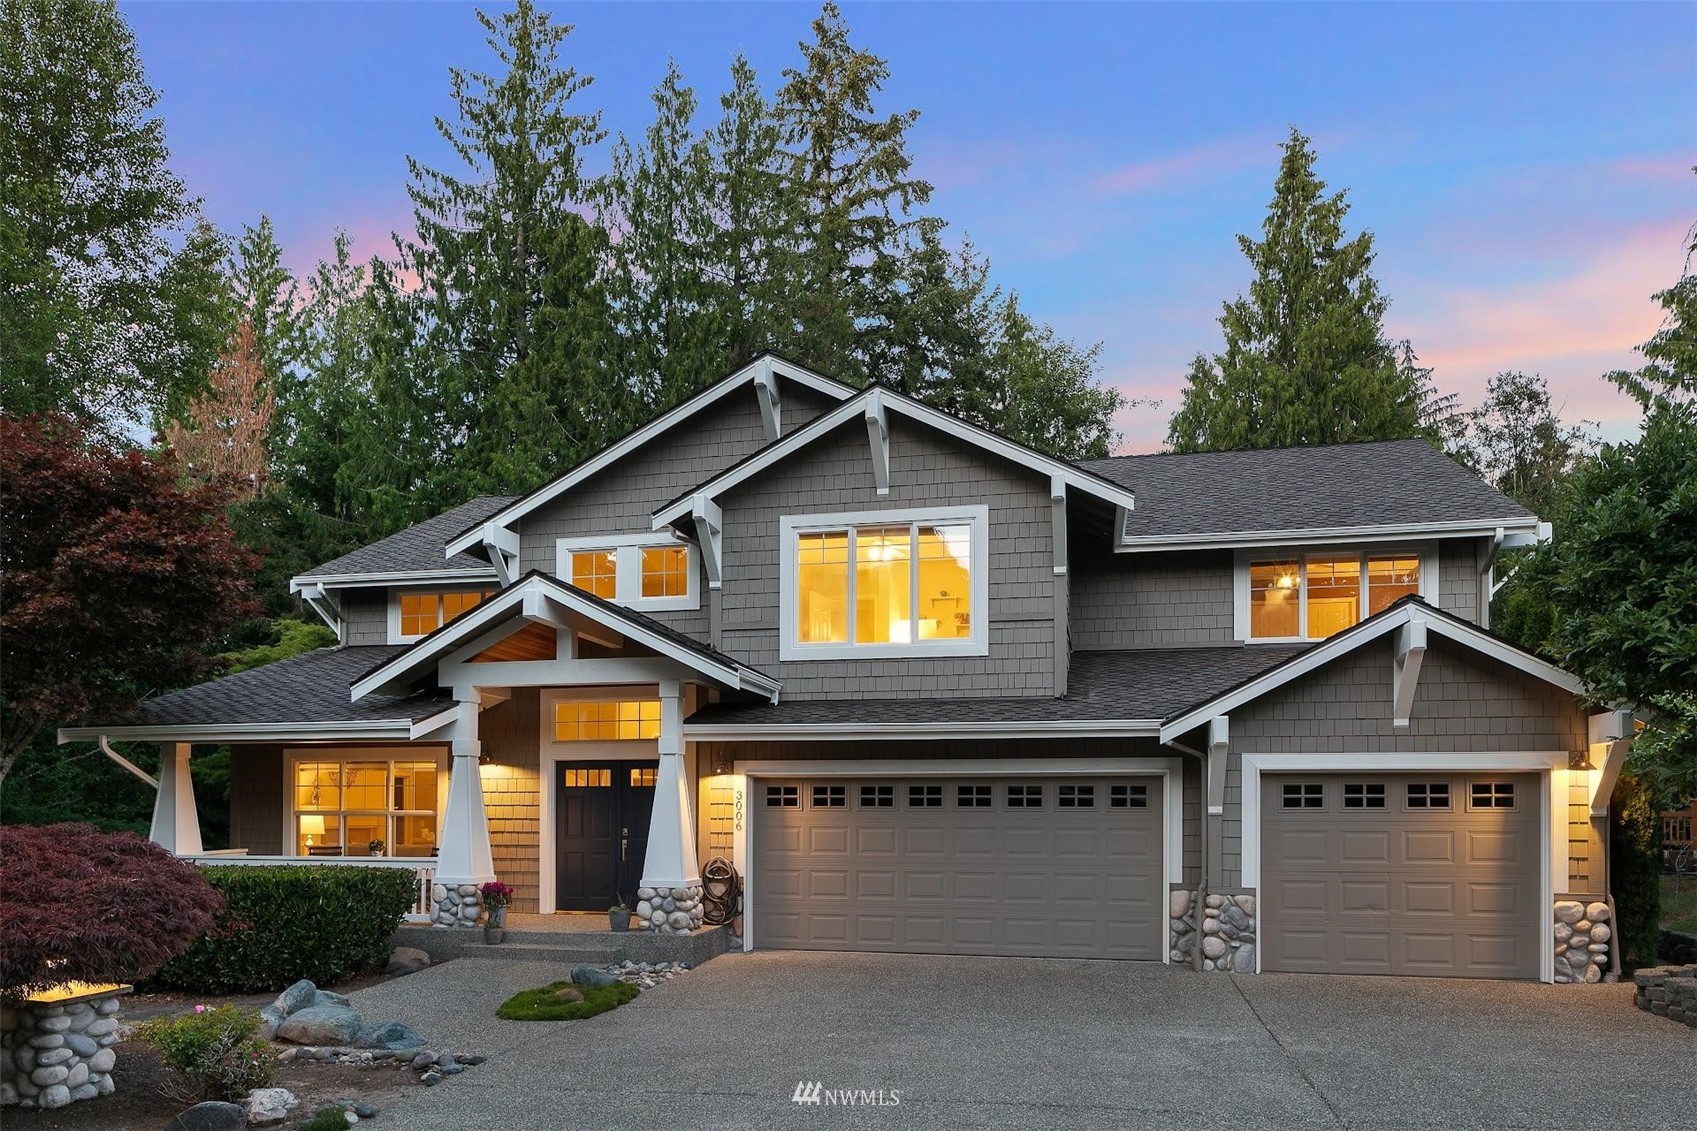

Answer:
[734,788,744,833]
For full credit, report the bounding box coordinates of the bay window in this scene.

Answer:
[1242,550,1425,641]
[781,506,988,659]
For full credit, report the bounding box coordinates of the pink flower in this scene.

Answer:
[194,1005,207,1014]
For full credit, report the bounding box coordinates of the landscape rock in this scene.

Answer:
[168,1101,248,1131]
[355,1021,424,1052]
[36,1084,71,1110]
[274,980,317,1017]
[552,987,585,1003]
[276,1004,363,1047]
[384,947,431,977]
[245,1087,299,1127]
[1553,900,1584,925]
[314,990,353,1009]
[258,1005,285,1041]
[421,1072,443,1087]
[571,965,619,989]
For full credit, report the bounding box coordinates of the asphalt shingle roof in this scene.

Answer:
[1079,439,1534,540]
[91,646,453,727]
[296,496,518,580]
[687,645,1311,728]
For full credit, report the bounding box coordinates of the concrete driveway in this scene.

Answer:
[346,951,1696,1130]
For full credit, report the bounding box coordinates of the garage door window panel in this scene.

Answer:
[811,784,846,808]
[1059,784,1095,808]
[1344,782,1387,809]
[1469,782,1516,810]
[766,785,799,808]
[1008,784,1043,808]
[860,784,894,808]
[1406,782,1451,810]
[1111,784,1148,808]
[1283,782,1325,809]
[908,784,943,808]
[957,784,992,807]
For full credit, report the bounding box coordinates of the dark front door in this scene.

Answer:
[556,763,658,911]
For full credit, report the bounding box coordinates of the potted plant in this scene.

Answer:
[608,901,631,932]
[367,838,385,857]
[481,880,515,944]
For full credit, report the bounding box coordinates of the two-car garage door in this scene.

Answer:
[752,776,1164,959]
[1260,772,1542,979]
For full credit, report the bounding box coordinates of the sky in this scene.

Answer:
[122,1,1696,452]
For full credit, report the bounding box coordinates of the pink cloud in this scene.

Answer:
[1090,137,1271,197]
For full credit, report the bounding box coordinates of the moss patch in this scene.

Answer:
[496,980,639,1021]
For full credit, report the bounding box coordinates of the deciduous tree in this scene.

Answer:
[1455,370,1599,520]
[164,321,276,500]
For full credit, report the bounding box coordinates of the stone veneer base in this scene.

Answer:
[1169,889,1257,973]
[431,882,484,928]
[1,990,127,1109]
[1553,898,1612,984]
[635,884,704,934]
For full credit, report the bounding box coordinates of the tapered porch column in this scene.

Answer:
[431,691,496,927]
[149,742,202,855]
[637,682,703,933]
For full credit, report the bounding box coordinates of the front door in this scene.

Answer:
[555,763,658,911]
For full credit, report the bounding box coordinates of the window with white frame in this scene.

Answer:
[290,753,445,857]
[1239,549,1426,642]
[555,535,699,611]
[390,588,494,643]
[779,506,989,660]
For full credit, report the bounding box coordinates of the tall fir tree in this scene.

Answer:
[397,0,616,508]
[0,0,229,432]
[1167,129,1440,453]
[773,1,932,384]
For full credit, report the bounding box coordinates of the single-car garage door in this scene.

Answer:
[1261,773,1541,979]
[753,777,1163,959]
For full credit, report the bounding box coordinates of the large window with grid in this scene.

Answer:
[291,755,443,857]
[1242,550,1426,642]
[780,507,988,660]
[392,589,493,641]
[552,699,662,742]
[555,537,699,611]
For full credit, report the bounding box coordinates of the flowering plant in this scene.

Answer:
[480,881,515,910]
[136,1004,274,1102]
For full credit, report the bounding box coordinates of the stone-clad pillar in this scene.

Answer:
[431,693,496,927]
[637,682,703,933]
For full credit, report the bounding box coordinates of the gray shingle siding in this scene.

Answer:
[342,589,389,645]
[1215,636,1586,888]
[229,744,284,854]
[1070,549,1236,649]
[714,414,1057,699]
[1438,537,1482,623]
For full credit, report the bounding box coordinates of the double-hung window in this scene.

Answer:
[779,506,989,660]
[391,588,494,642]
[555,535,699,611]
[1241,549,1426,642]
[292,753,444,857]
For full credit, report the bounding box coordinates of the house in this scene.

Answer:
[62,354,1636,982]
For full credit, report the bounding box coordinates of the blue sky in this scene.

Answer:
[123,1,1696,451]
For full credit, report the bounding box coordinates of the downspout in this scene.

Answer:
[1478,528,1504,629]
[100,735,158,788]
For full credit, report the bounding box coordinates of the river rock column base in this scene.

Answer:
[636,885,704,934]
[431,882,484,928]
[1553,899,1612,983]
[1,993,125,1109]
[1168,889,1199,963]
[1200,892,1257,973]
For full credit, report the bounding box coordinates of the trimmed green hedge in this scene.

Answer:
[149,866,418,993]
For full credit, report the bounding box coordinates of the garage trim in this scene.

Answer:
[732,756,1185,958]
[1240,751,1567,982]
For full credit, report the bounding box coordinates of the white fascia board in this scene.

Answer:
[683,719,1163,741]
[290,568,500,592]
[1159,601,1586,742]
[652,387,1140,529]
[1115,517,1543,554]
[446,356,854,558]
[58,720,422,744]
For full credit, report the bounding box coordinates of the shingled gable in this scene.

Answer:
[648,382,1141,530]
[441,353,855,563]
[1080,438,1542,550]
[1157,595,1586,743]
[290,494,517,585]
[348,570,780,703]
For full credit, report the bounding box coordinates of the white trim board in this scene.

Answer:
[684,720,1164,741]
[290,568,501,592]
[1237,750,1564,982]
[649,385,1141,529]
[58,714,457,745]
[1160,599,1586,743]
[444,355,854,560]
[1115,518,1542,554]
[734,756,1184,962]
[777,505,990,662]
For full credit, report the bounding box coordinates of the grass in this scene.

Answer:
[496,980,639,1021]
[1661,874,1697,934]
[303,1107,353,1131]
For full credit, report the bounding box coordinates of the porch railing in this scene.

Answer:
[179,853,437,922]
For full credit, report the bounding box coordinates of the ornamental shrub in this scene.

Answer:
[135,1005,275,1102]
[149,865,418,993]
[1609,771,1663,970]
[0,823,224,999]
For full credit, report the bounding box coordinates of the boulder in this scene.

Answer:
[570,965,618,989]
[245,1087,300,1128]
[274,980,318,1017]
[168,1101,247,1131]
[276,1004,363,1047]
[551,987,585,1003]
[355,1021,425,1052]
[313,990,353,1009]
[384,947,431,977]
[258,1005,285,1041]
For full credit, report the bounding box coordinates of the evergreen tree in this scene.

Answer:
[773,1,932,384]
[1167,129,1439,453]
[398,0,615,507]
[226,216,303,391]
[0,0,229,431]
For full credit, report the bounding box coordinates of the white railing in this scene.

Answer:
[179,854,437,922]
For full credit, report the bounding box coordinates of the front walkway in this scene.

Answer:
[337,952,1696,1130]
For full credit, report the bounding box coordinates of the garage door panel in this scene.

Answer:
[1263,773,1540,979]
[753,776,1163,959]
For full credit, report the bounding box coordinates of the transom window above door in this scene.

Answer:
[392,588,494,642]
[1240,549,1426,642]
[555,535,699,611]
[780,506,989,660]
[552,699,661,742]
